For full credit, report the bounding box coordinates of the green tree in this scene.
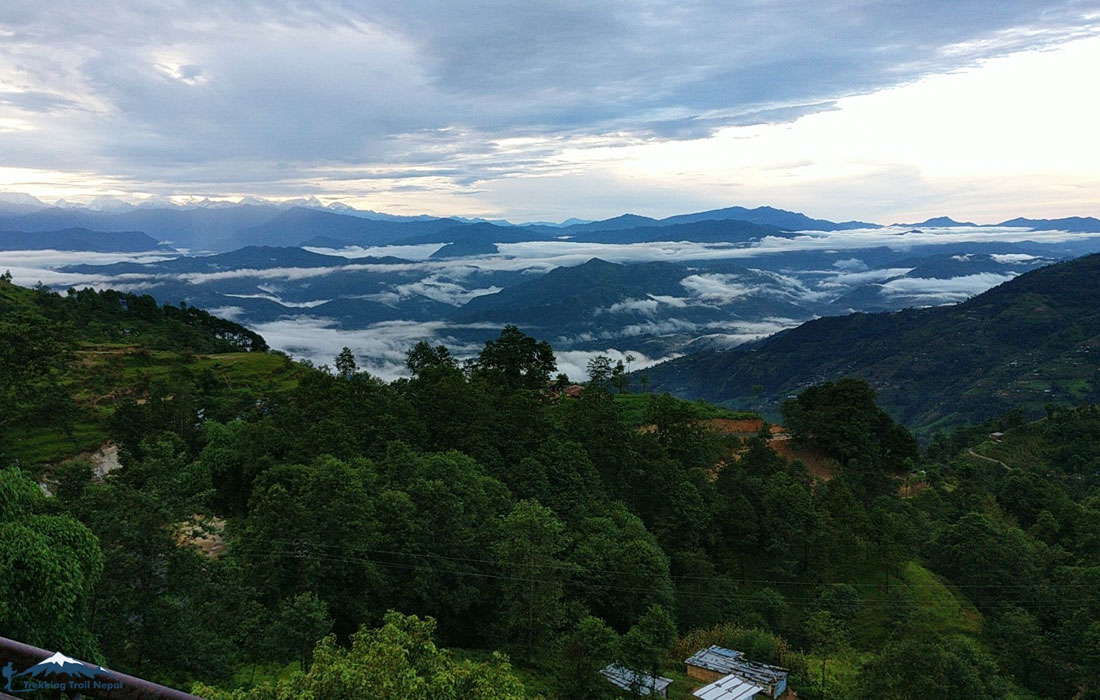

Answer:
[815,584,863,630]
[928,512,1040,610]
[405,341,457,376]
[334,347,358,378]
[783,379,917,497]
[274,592,334,670]
[857,636,1007,700]
[195,612,528,700]
[474,325,556,390]
[61,435,237,683]
[587,355,614,386]
[611,359,629,393]
[803,610,848,654]
[557,616,619,700]
[495,500,571,659]
[802,610,848,700]
[569,503,674,630]
[0,468,102,658]
[619,604,675,691]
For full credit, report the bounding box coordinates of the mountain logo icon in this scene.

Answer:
[3,652,118,694]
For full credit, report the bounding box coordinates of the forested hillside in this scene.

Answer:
[1,278,1098,699]
[645,252,1100,435]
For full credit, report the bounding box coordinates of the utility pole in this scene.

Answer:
[821,656,826,700]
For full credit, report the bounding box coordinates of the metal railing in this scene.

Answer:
[0,636,205,699]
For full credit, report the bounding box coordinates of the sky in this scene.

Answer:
[1,0,1099,223]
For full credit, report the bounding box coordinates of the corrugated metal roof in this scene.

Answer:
[600,664,673,696]
[685,645,743,673]
[724,658,788,688]
[685,646,788,688]
[693,674,763,700]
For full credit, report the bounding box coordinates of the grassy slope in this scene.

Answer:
[1,280,303,465]
[10,346,301,465]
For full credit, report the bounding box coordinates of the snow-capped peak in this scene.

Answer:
[38,652,82,667]
[23,651,113,679]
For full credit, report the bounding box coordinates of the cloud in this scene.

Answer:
[553,349,671,384]
[683,318,806,348]
[250,317,486,381]
[599,298,661,315]
[205,305,245,320]
[392,275,502,306]
[648,294,691,308]
[1,1,1097,218]
[991,253,1041,264]
[680,274,753,302]
[879,272,1016,302]
[833,258,868,271]
[619,318,702,337]
[303,244,445,259]
[0,249,175,287]
[223,293,331,308]
[823,267,913,287]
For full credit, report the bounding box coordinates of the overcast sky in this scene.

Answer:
[1,1,1098,222]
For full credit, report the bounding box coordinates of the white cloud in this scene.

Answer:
[303,244,446,260]
[599,298,661,315]
[222,293,330,308]
[0,249,174,268]
[206,305,245,320]
[824,267,913,287]
[648,294,691,307]
[1,3,1098,221]
[392,276,502,306]
[990,253,1041,264]
[680,274,753,301]
[252,318,467,380]
[879,272,1016,302]
[553,349,672,384]
[833,258,868,271]
[619,318,702,337]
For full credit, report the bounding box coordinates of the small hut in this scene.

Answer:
[600,664,673,698]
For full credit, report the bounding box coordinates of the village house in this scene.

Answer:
[601,664,673,698]
[685,646,789,698]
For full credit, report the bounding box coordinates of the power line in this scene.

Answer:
[228,535,1100,591]
[225,545,1100,608]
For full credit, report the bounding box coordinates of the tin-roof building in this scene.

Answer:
[693,674,764,700]
[685,646,789,698]
[685,646,743,683]
[601,664,673,698]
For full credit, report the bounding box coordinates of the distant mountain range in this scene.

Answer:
[3,196,1098,386]
[997,216,1100,232]
[0,228,170,252]
[1,196,1098,253]
[643,253,1100,434]
[245,208,462,249]
[896,215,1100,231]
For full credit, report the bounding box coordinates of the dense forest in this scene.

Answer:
[2,275,1099,699]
